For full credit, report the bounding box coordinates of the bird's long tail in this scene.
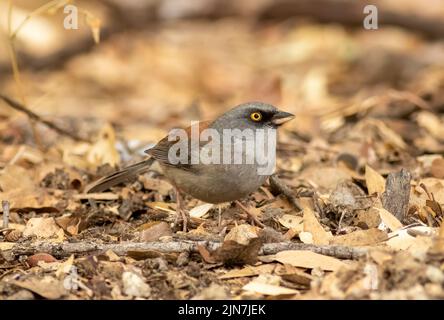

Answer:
[85,158,155,193]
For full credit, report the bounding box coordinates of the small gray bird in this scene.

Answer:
[86,102,294,230]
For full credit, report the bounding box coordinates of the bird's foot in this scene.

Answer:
[173,207,190,232]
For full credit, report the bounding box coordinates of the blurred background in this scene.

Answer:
[1,0,444,170]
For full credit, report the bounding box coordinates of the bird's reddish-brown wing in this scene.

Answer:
[145,120,212,171]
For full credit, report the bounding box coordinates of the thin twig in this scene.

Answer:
[11,241,368,260]
[269,175,302,211]
[2,201,10,229]
[0,94,91,143]
[235,201,265,228]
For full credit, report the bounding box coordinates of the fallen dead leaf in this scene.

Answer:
[139,221,172,242]
[55,255,75,278]
[224,224,259,245]
[199,238,263,265]
[146,202,176,213]
[369,250,393,265]
[189,203,214,218]
[387,230,433,254]
[9,276,66,299]
[23,217,65,242]
[272,250,347,271]
[243,280,298,296]
[278,214,303,235]
[365,165,385,195]
[299,166,352,191]
[219,264,276,279]
[302,200,331,245]
[73,193,119,200]
[330,228,388,246]
[0,242,15,250]
[372,207,403,231]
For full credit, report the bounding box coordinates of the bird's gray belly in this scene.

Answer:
[162,164,269,203]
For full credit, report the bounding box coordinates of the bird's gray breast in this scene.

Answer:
[162,128,276,203]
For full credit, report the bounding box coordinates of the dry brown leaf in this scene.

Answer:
[199,238,263,265]
[55,214,84,235]
[387,230,433,254]
[0,165,59,210]
[278,214,303,234]
[330,228,388,246]
[0,165,36,191]
[73,193,119,200]
[219,264,276,279]
[55,255,75,278]
[365,165,385,195]
[353,209,381,229]
[9,276,66,299]
[412,178,444,206]
[302,201,331,245]
[272,250,347,271]
[189,203,214,218]
[299,166,352,191]
[274,264,315,286]
[146,202,176,213]
[242,281,298,296]
[139,221,172,242]
[104,249,121,262]
[372,207,403,231]
[369,250,393,265]
[224,224,259,246]
[0,242,15,250]
[23,217,65,242]
[416,111,444,140]
[371,119,407,149]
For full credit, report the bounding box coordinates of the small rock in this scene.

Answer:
[426,266,444,284]
[122,272,151,298]
[27,253,57,267]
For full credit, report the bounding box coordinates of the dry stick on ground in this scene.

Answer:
[382,168,411,222]
[11,241,368,260]
[269,175,302,211]
[0,94,91,143]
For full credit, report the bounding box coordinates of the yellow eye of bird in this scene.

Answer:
[250,112,262,122]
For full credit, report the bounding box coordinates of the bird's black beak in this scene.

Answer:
[271,111,295,126]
